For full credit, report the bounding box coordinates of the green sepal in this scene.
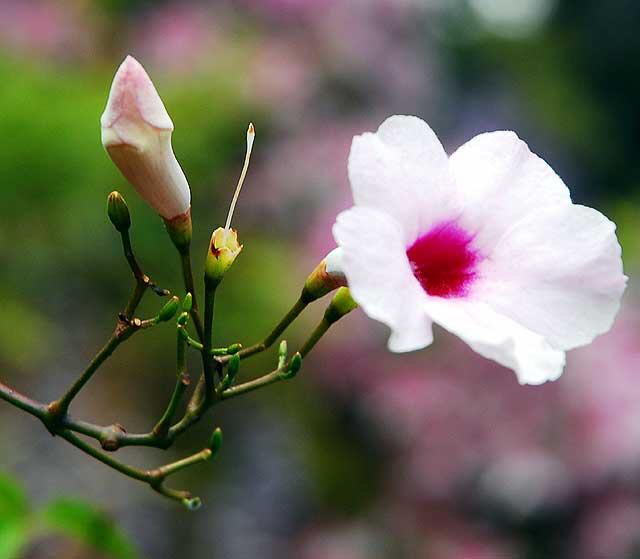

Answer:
[324,287,358,324]
[182,292,193,312]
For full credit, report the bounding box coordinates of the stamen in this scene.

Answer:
[224,123,255,232]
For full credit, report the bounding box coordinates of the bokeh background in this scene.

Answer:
[1,0,639,557]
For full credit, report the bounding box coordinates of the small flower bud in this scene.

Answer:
[182,497,202,511]
[220,354,240,390]
[101,56,191,222]
[278,340,288,369]
[182,292,193,312]
[302,248,347,303]
[156,296,180,323]
[226,343,242,354]
[177,311,189,326]
[324,287,358,324]
[283,352,302,379]
[208,427,223,454]
[204,227,243,287]
[107,191,131,232]
[227,353,241,379]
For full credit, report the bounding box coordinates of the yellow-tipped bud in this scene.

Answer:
[204,227,243,287]
[107,191,131,232]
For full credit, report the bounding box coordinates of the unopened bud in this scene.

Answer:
[101,56,191,222]
[324,287,358,324]
[177,312,189,326]
[229,353,241,375]
[208,427,223,454]
[182,497,202,511]
[204,227,243,287]
[284,352,302,379]
[302,248,347,303]
[157,296,180,323]
[182,292,193,312]
[278,340,288,369]
[107,191,131,232]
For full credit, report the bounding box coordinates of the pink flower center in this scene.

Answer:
[406,221,480,298]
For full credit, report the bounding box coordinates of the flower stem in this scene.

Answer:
[220,315,333,401]
[49,323,135,421]
[0,381,47,419]
[179,250,204,342]
[219,369,283,400]
[299,318,331,357]
[60,430,152,482]
[152,330,190,439]
[202,284,217,395]
[150,448,212,480]
[121,230,150,318]
[219,295,308,364]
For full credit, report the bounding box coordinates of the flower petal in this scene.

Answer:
[348,115,458,242]
[475,203,627,350]
[424,298,566,385]
[333,206,434,352]
[450,131,571,251]
[450,131,626,350]
[100,55,173,132]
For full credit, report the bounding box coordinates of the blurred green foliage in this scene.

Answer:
[0,472,137,559]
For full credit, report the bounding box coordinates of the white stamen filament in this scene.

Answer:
[224,123,255,232]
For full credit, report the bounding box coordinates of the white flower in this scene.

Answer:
[332,115,627,385]
[101,55,190,221]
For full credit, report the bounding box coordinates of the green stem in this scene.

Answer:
[0,381,47,419]
[152,330,189,439]
[219,295,308,364]
[179,250,204,342]
[151,448,212,480]
[152,375,189,439]
[219,369,283,400]
[220,315,334,401]
[60,430,152,482]
[50,324,134,420]
[121,230,149,318]
[201,284,217,396]
[299,318,331,357]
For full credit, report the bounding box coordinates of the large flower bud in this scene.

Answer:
[101,56,191,222]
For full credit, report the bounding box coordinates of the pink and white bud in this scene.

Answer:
[302,248,348,303]
[101,55,190,221]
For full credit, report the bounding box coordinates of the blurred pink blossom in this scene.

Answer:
[0,0,93,58]
[242,0,337,22]
[309,303,640,514]
[562,307,640,484]
[572,493,640,559]
[246,38,317,115]
[130,3,222,73]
